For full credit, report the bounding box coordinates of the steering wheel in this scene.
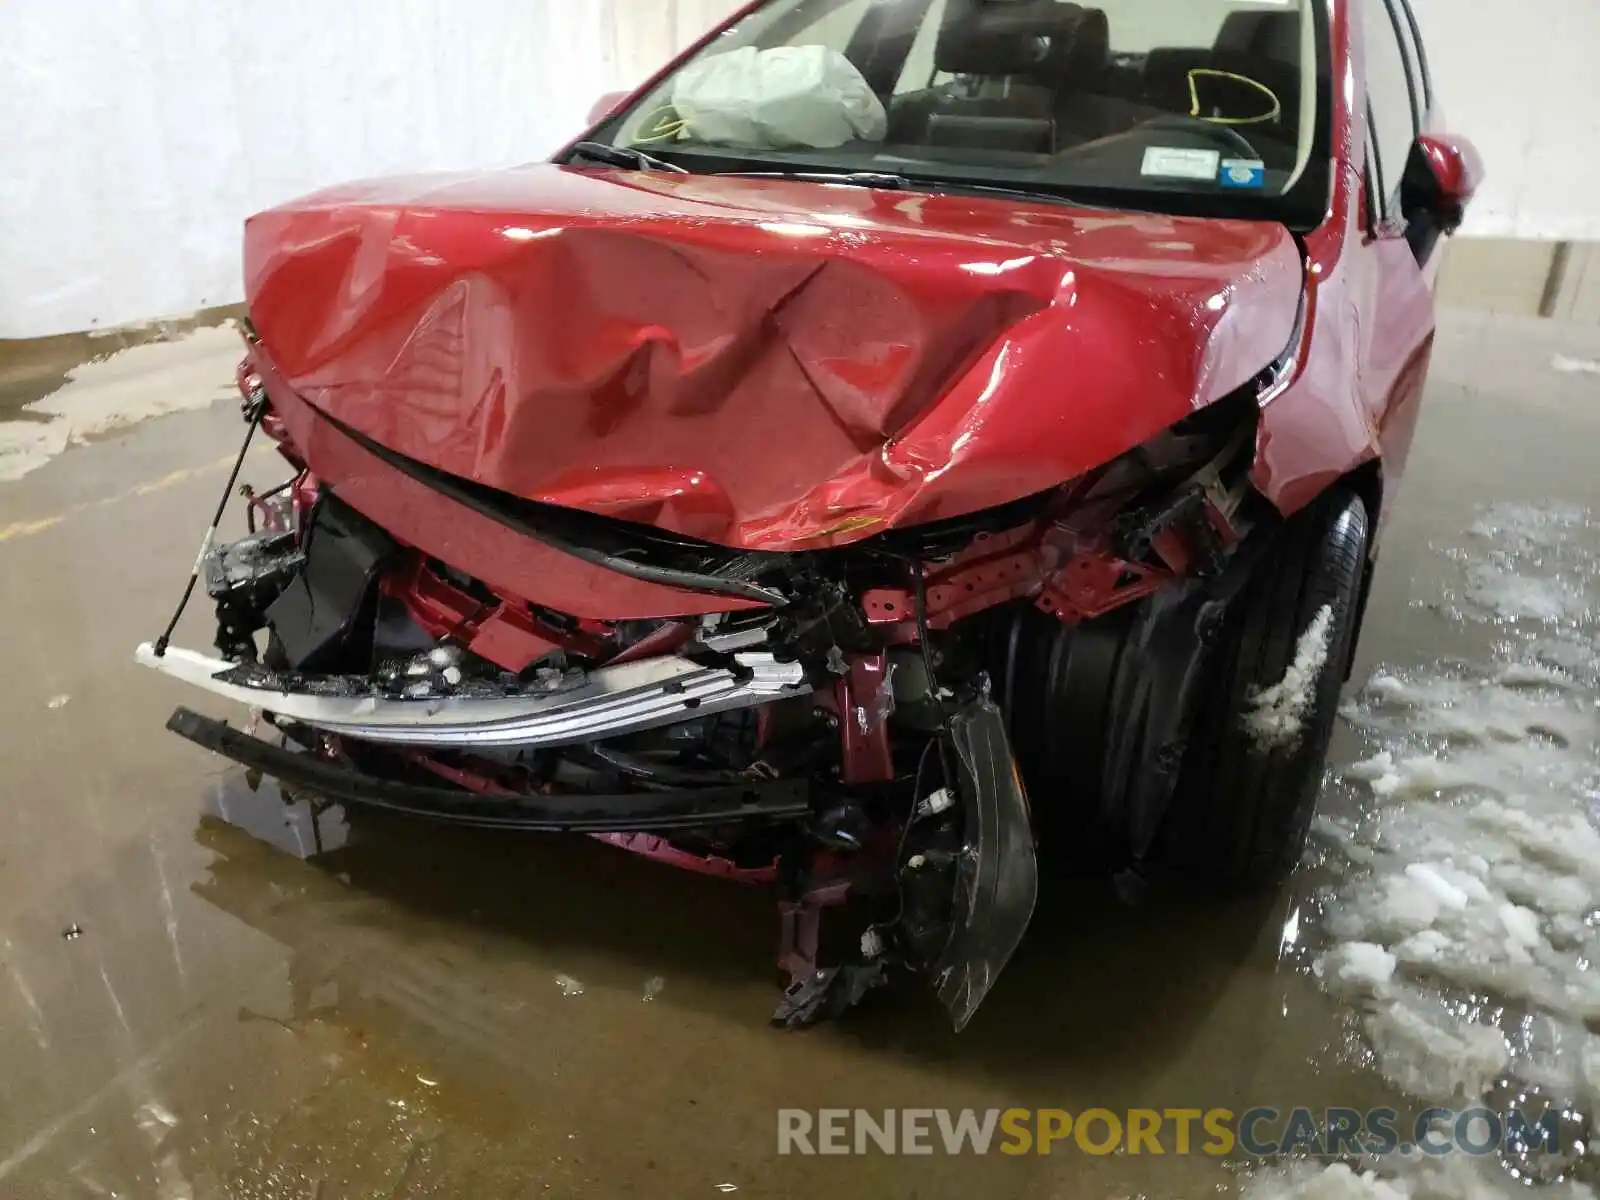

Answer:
[1135,114,1260,162]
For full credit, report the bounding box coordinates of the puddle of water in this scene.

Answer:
[0,409,61,426]
[0,326,241,483]
[1265,503,1600,1197]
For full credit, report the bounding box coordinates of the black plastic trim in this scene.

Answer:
[167,707,811,832]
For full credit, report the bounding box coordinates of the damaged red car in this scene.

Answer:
[140,0,1481,1029]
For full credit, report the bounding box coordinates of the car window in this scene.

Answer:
[794,0,872,52]
[1359,0,1418,214]
[596,0,1332,228]
[892,0,947,95]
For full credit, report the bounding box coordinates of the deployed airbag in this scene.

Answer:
[670,45,888,149]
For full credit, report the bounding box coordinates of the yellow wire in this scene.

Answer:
[631,105,690,145]
[1187,68,1282,127]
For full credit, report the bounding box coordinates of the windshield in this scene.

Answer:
[585,0,1330,227]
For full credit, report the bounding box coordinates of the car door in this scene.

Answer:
[1354,0,1439,500]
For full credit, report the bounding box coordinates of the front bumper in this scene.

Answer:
[135,643,808,749]
[165,707,811,832]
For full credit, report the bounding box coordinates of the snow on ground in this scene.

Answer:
[1247,604,1337,750]
[0,324,242,483]
[1261,503,1600,1198]
[1248,1154,1597,1200]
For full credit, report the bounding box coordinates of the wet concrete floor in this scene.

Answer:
[0,310,1596,1198]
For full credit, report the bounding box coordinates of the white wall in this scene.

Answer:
[3,0,1593,338]
[605,0,746,92]
[0,0,614,338]
[1409,0,1600,241]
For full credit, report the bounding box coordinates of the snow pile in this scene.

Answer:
[1313,941,1398,997]
[1316,510,1600,1104]
[1464,568,1591,624]
[1263,504,1600,1198]
[1246,604,1336,750]
[1247,1154,1599,1200]
[1456,504,1596,627]
[1551,355,1600,377]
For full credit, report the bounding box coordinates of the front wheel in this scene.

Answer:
[1165,488,1370,893]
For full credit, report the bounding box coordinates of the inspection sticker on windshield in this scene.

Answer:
[1141,146,1220,180]
[1220,158,1267,189]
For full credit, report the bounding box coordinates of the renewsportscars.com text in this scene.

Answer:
[776,1107,1564,1157]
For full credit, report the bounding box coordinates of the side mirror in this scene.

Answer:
[587,90,632,127]
[1400,133,1485,234]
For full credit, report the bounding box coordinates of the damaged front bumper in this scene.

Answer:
[163,707,811,832]
[135,643,809,749]
[138,411,1043,1033]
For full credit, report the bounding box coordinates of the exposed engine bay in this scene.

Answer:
[139,329,1271,1032]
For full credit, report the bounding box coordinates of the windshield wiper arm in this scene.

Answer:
[715,169,908,188]
[567,141,688,174]
[710,169,1112,209]
[715,170,911,189]
[929,179,1114,208]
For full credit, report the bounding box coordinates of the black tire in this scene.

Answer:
[1166,488,1370,893]
[1001,602,1138,860]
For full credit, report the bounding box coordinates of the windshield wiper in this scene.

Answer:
[718,170,912,189]
[567,141,688,174]
[564,149,1112,209]
[710,169,1112,209]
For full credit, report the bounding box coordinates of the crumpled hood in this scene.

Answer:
[244,164,1302,550]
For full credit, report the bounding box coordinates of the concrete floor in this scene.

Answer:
[0,310,1596,1199]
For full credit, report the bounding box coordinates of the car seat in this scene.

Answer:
[886,1,1110,153]
[1140,11,1303,159]
[1031,6,1164,146]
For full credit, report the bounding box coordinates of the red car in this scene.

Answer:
[141,0,1481,1029]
